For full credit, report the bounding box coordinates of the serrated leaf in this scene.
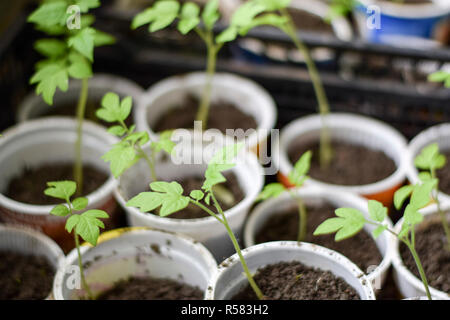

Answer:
[68,51,93,79]
[68,27,96,61]
[31,63,69,105]
[178,2,200,34]
[394,185,413,210]
[28,1,68,27]
[403,204,424,226]
[414,143,443,170]
[288,151,311,187]
[34,39,67,58]
[72,197,88,211]
[102,142,138,178]
[75,0,101,13]
[107,125,127,136]
[74,209,109,246]
[202,0,219,30]
[314,217,346,236]
[334,208,366,241]
[368,200,387,223]
[44,181,77,201]
[149,1,180,32]
[66,215,80,233]
[50,204,70,217]
[257,183,286,201]
[125,131,149,146]
[151,130,175,154]
[410,180,436,209]
[120,96,133,121]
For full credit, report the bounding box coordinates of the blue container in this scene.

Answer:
[355,0,450,46]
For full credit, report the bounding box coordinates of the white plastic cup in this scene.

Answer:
[206,241,376,300]
[53,227,218,300]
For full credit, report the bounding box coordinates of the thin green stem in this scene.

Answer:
[74,232,94,300]
[195,30,218,130]
[404,238,432,300]
[188,198,223,223]
[74,78,89,196]
[280,8,333,169]
[288,191,307,242]
[431,168,450,250]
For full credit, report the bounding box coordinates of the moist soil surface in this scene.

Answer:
[255,203,382,272]
[0,251,55,300]
[153,95,258,136]
[41,100,133,127]
[153,172,245,219]
[288,9,334,35]
[400,218,450,293]
[6,163,109,205]
[436,151,450,196]
[232,261,360,300]
[97,276,203,300]
[288,140,397,186]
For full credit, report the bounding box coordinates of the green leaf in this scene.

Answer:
[418,171,432,183]
[178,2,200,34]
[428,71,450,83]
[66,215,80,233]
[28,1,67,27]
[190,190,204,201]
[394,185,413,210]
[230,1,266,28]
[255,0,292,11]
[102,142,139,178]
[107,125,127,137]
[368,200,387,223]
[257,183,286,201]
[93,30,116,47]
[97,92,131,123]
[72,197,88,211]
[132,8,156,29]
[403,204,424,227]
[133,1,180,33]
[75,0,101,13]
[74,209,109,246]
[202,0,219,30]
[237,14,288,36]
[410,180,436,209]
[30,63,69,105]
[68,52,93,79]
[127,181,189,217]
[414,143,445,170]
[50,204,70,217]
[372,225,387,239]
[216,27,239,43]
[288,151,311,187]
[34,39,67,58]
[68,27,96,61]
[125,131,149,146]
[44,181,77,201]
[151,130,175,154]
[313,208,366,241]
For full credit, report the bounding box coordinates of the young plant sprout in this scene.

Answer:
[131,0,225,130]
[126,143,265,300]
[218,0,333,168]
[414,143,450,249]
[28,0,115,194]
[428,70,450,88]
[97,92,175,180]
[257,151,312,242]
[314,181,438,300]
[45,180,109,300]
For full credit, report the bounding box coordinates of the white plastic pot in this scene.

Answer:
[115,138,265,262]
[243,186,394,291]
[205,241,376,300]
[17,74,143,123]
[53,227,218,300]
[274,113,408,207]
[406,123,450,205]
[392,203,450,300]
[134,72,277,153]
[0,118,119,252]
[0,224,65,300]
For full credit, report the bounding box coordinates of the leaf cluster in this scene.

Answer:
[28,0,115,104]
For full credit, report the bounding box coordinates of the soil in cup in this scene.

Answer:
[0,251,54,300]
[232,261,360,300]
[436,151,450,196]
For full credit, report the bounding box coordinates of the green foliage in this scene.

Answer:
[314,208,366,241]
[28,0,115,105]
[288,151,311,186]
[98,92,175,179]
[414,143,446,171]
[45,181,109,246]
[428,71,450,88]
[325,0,357,22]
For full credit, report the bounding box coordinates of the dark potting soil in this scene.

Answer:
[97,276,203,300]
[0,251,54,300]
[154,172,245,219]
[6,163,109,205]
[232,261,360,300]
[288,9,334,35]
[255,203,382,272]
[436,151,450,196]
[400,219,450,293]
[41,100,133,127]
[153,95,258,136]
[288,141,397,186]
